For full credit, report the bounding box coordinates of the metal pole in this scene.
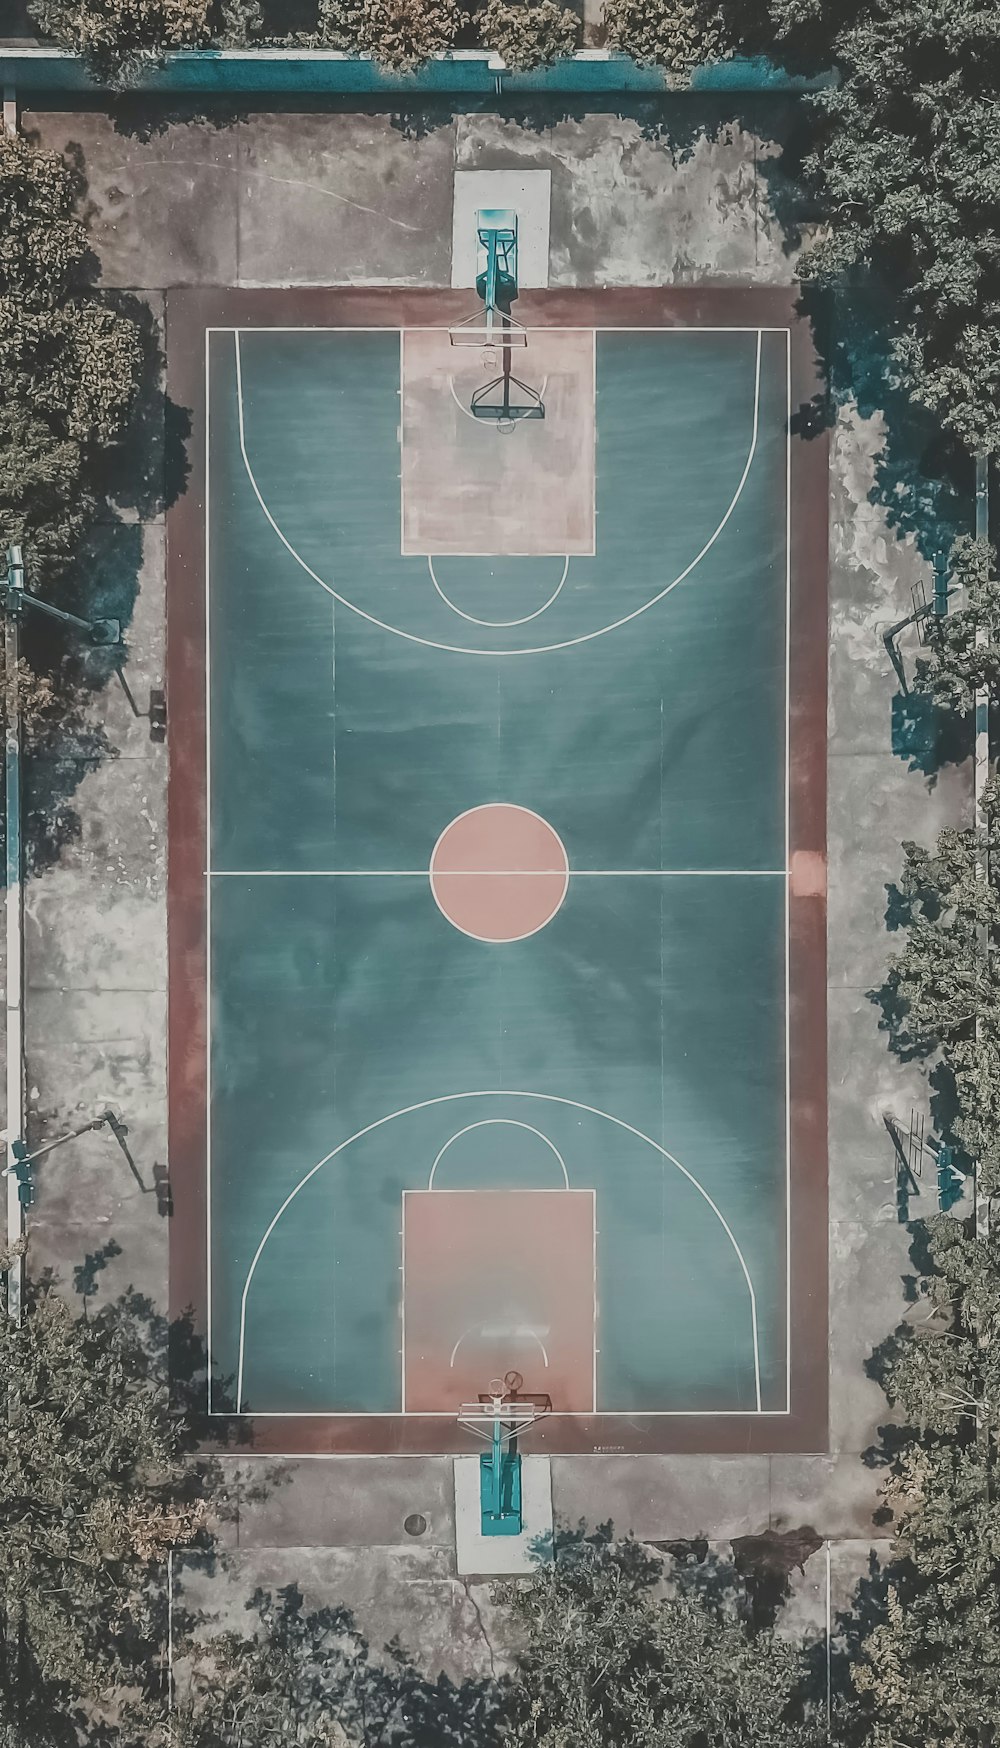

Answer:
[4,551,24,1320]
[974,457,990,1241]
[825,1541,832,1740]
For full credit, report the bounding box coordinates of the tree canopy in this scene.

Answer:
[603,0,728,72]
[914,538,1000,715]
[0,134,143,598]
[770,0,1000,454]
[880,774,1000,1197]
[494,1527,819,1748]
[478,0,579,70]
[0,1279,208,1744]
[852,1219,1000,1748]
[29,0,212,85]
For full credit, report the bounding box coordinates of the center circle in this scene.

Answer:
[429,805,570,943]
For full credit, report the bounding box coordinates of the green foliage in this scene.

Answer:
[123,1580,503,1748]
[0,134,142,602]
[0,1282,208,1740]
[791,0,1000,453]
[913,537,1000,714]
[878,1217,1000,1436]
[852,1219,1000,1747]
[315,0,459,66]
[314,0,366,48]
[29,0,213,85]
[852,1446,1000,1748]
[602,0,728,71]
[479,0,578,67]
[494,1527,818,1748]
[881,780,1000,1193]
[883,814,997,1059]
[217,0,265,43]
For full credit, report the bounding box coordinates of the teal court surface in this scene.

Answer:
[167,288,828,1456]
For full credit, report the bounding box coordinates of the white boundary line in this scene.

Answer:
[399,1192,406,1412]
[204,326,214,1408]
[784,327,792,1413]
[208,867,788,877]
[205,325,792,1423]
[592,1187,598,1412]
[232,1090,763,1415]
[428,554,570,627]
[428,1119,570,1189]
[209,325,790,334]
[232,327,763,658]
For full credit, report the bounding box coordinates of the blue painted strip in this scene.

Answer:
[0,45,832,96]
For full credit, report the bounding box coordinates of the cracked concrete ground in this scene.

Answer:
[12,97,972,1674]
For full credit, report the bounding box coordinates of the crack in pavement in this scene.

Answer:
[460,1577,497,1679]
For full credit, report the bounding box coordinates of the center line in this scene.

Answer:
[207,868,788,878]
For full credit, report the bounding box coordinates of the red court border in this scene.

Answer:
[166,288,828,1456]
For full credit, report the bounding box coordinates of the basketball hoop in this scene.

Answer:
[458,1371,550,1538]
[458,1370,552,1444]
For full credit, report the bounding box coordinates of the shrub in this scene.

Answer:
[792,0,1000,455]
[495,1528,818,1748]
[29,0,212,85]
[0,135,143,597]
[318,0,459,64]
[913,537,1000,716]
[602,0,729,72]
[480,0,579,66]
[314,0,365,47]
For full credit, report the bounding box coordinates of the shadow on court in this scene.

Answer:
[174,1579,510,1748]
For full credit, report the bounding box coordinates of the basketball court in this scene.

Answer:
[167,277,827,1457]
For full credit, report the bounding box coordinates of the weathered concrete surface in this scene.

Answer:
[825,404,971,1470]
[222,1458,457,1550]
[177,1544,513,1684]
[25,100,803,291]
[24,508,167,1305]
[454,108,799,286]
[554,1455,772,1541]
[9,98,972,1683]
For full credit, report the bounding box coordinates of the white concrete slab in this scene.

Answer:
[451,170,552,288]
[454,1455,553,1575]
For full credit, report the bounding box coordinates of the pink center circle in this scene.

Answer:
[429,805,570,943]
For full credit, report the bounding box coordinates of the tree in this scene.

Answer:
[478,0,578,68]
[0,1280,210,1742]
[912,538,1000,715]
[877,1217,1000,1437]
[777,0,1000,454]
[314,0,366,49]
[880,782,1000,1195]
[493,1527,818,1748]
[316,0,459,66]
[602,0,729,72]
[851,1219,1000,1748]
[0,134,143,598]
[115,1579,504,1748]
[28,0,213,86]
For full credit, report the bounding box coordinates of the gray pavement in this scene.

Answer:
[12,95,972,1673]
